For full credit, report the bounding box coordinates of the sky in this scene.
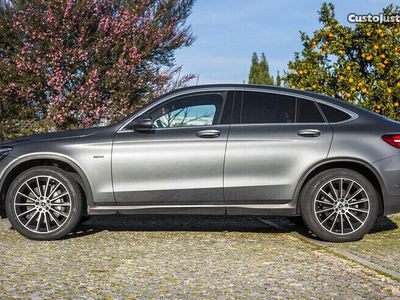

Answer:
[174,0,397,85]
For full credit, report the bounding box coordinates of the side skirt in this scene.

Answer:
[88,203,298,216]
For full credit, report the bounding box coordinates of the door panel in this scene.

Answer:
[224,124,333,203]
[113,126,229,205]
[112,91,232,206]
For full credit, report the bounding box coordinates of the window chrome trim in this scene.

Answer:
[118,124,230,133]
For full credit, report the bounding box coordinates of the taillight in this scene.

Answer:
[382,134,400,148]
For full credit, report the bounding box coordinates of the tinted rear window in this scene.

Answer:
[241,92,295,124]
[318,103,351,123]
[297,99,325,123]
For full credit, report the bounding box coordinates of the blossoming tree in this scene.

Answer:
[0,0,195,139]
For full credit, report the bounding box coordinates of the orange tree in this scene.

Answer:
[284,3,400,121]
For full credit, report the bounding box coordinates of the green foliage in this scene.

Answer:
[284,2,400,121]
[276,71,282,87]
[248,52,280,85]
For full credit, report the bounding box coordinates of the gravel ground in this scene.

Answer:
[330,214,400,275]
[0,215,399,299]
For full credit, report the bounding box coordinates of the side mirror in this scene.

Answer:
[129,118,154,131]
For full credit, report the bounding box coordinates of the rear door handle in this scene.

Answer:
[196,129,221,138]
[297,129,321,137]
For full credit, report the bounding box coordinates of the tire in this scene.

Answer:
[300,168,379,243]
[5,166,83,240]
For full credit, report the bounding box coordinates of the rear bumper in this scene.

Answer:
[382,194,400,215]
[373,153,400,215]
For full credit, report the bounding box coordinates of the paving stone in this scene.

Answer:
[0,215,399,299]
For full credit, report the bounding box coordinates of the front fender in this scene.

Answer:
[0,153,94,214]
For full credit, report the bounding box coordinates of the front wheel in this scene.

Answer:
[5,166,83,240]
[300,168,379,243]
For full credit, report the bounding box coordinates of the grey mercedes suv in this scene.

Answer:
[0,84,399,242]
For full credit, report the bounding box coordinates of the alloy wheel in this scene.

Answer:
[314,178,370,235]
[13,176,72,234]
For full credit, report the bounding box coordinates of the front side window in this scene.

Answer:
[241,92,296,124]
[149,93,223,128]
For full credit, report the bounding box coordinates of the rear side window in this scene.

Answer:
[297,99,325,123]
[241,92,295,124]
[318,103,352,123]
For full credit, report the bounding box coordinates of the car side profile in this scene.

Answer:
[0,84,399,242]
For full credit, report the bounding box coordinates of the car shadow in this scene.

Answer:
[67,215,284,239]
[65,215,399,240]
[369,216,398,233]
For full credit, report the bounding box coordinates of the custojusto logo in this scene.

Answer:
[348,13,400,24]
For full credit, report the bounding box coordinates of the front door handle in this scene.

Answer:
[297,129,321,137]
[196,129,221,138]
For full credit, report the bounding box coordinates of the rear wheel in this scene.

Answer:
[300,168,379,242]
[5,166,83,240]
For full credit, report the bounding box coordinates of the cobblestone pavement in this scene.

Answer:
[329,214,400,275]
[0,215,399,299]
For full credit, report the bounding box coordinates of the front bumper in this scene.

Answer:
[373,153,400,215]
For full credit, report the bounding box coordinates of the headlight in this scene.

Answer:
[0,147,12,161]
